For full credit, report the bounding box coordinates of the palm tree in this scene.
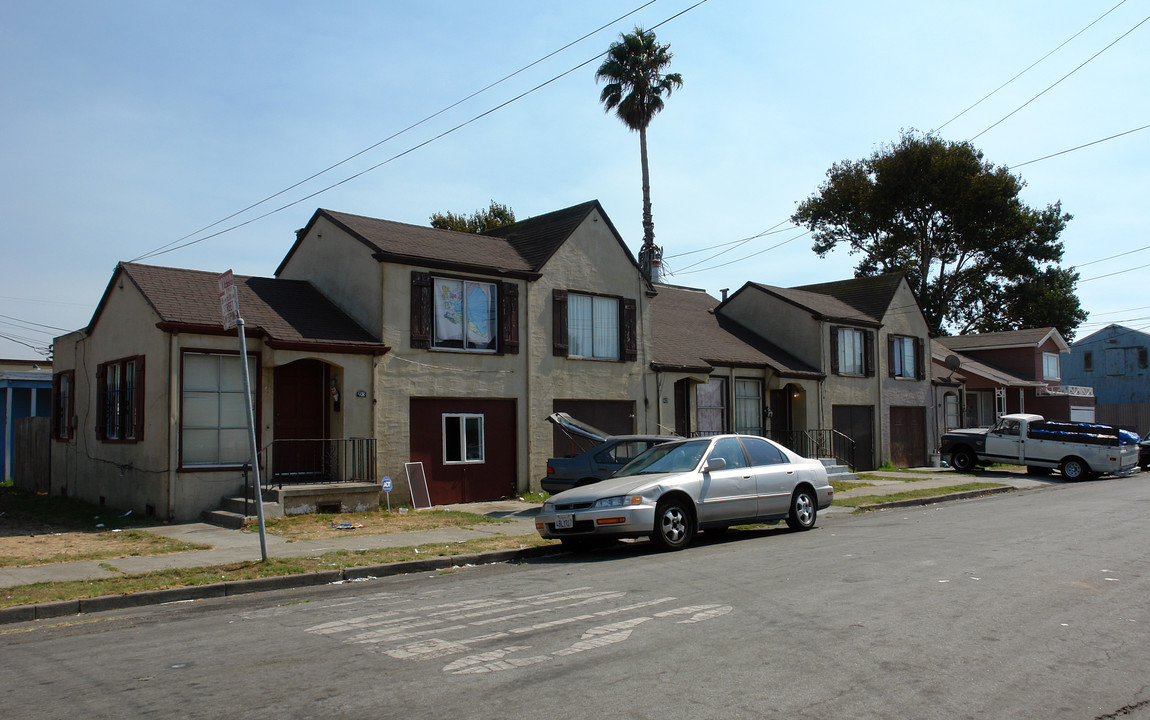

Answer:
[596,27,683,282]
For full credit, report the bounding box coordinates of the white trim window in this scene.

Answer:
[569,293,619,360]
[181,352,256,467]
[891,336,917,379]
[734,379,762,435]
[443,413,484,464]
[838,328,865,376]
[1042,352,1060,381]
[432,277,497,352]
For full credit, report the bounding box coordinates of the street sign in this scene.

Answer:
[218,270,239,330]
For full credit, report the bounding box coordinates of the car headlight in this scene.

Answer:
[543,502,555,514]
[592,495,642,509]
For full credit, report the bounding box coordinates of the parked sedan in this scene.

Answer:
[542,412,673,494]
[536,434,833,551]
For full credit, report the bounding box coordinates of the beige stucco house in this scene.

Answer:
[50,201,660,519]
[714,274,933,470]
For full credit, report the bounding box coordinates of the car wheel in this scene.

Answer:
[650,497,695,551]
[951,448,977,472]
[1026,466,1053,476]
[786,488,817,531]
[1061,457,1092,481]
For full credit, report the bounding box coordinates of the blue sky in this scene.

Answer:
[2,0,1147,360]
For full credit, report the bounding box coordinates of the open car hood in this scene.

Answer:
[546,412,610,443]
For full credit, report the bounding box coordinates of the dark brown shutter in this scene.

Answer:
[552,289,568,357]
[621,298,637,362]
[915,337,926,381]
[829,326,840,375]
[134,356,145,441]
[887,336,896,378]
[864,330,875,377]
[499,281,519,355]
[410,271,431,349]
[95,362,107,440]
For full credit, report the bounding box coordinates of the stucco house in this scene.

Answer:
[51,200,660,519]
[1062,324,1150,430]
[709,274,933,470]
[934,327,1094,424]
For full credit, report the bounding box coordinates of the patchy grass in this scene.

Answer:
[834,482,1009,509]
[831,480,873,493]
[856,473,929,483]
[516,490,550,504]
[251,508,511,541]
[0,486,209,568]
[0,534,556,610]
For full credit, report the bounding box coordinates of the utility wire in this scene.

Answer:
[969,13,1150,141]
[130,0,708,264]
[1079,261,1150,283]
[0,314,71,333]
[935,0,1128,132]
[1011,123,1150,169]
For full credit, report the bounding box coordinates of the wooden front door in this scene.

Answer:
[273,360,330,481]
[833,404,875,471]
[890,406,927,468]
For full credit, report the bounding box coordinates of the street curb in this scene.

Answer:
[0,545,560,626]
[852,485,1016,512]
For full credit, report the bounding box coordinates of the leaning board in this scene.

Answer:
[405,461,432,509]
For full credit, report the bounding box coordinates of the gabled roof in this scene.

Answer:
[88,263,387,354]
[651,284,823,379]
[793,273,907,323]
[1071,323,1150,347]
[276,200,638,281]
[930,339,1043,388]
[936,327,1068,353]
[732,283,882,328]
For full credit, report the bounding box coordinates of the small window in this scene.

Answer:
[837,328,865,376]
[1042,352,1060,381]
[1139,348,1148,370]
[52,370,75,441]
[741,436,788,466]
[889,336,918,380]
[97,356,144,442]
[568,293,619,360]
[1083,351,1093,373]
[444,414,484,463]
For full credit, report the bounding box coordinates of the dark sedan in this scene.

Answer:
[542,412,674,494]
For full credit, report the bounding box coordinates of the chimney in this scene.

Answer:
[720,288,729,302]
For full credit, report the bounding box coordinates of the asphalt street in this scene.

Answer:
[4,474,1149,719]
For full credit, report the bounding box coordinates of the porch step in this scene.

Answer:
[820,458,858,484]
[202,495,284,529]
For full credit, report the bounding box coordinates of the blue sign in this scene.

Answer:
[381,476,393,492]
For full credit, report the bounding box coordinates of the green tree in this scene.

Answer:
[595,26,683,282]
[791,131,1086,339]
[430,200,516,233]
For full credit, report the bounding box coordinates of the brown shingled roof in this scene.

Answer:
[91,263,386,353]
[935,327,1065,352]
[794,274,906,323]
[651,284,822,379]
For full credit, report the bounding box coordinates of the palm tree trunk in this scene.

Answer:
[639,125,656,281]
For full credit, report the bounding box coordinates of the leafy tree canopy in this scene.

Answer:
[791,131,1086,339]
[430,200,516,233]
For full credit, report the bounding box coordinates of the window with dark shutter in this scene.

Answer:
[552,289,568,356]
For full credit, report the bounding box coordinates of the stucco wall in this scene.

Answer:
[721,287,822,368]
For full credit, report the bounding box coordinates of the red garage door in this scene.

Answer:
[409,398,517,505]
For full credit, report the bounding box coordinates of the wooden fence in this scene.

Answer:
[1095,404,1150,434]
[14,417,50,493]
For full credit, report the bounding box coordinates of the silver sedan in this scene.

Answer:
[535,434,834,551]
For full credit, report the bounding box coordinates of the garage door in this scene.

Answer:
[889,406,927,468]
[552,400,635,458]
[409,398,517,505]
[833,404,875,471]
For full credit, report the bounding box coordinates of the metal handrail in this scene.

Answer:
[256,438,376,491]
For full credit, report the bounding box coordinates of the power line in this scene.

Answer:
[935,0,1128,133]
[1010,123,1150,169]
[969,13,1150,141]
[130,0,710,264]
[1079,261,1150,283]
[668,229,811,276]
[0,314,71,334]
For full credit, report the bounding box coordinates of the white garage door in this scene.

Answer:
[1070,406,1096,422]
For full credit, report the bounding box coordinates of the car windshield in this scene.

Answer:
[616,439,709,476]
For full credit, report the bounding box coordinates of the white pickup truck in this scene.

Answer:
[940,413,1139,480]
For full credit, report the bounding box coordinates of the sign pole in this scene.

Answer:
[219,271,268,561]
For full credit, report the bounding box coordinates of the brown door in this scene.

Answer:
[833,404,875,471]
[273,360,329,480]
[409,398,517,504]
[890,406,927,468]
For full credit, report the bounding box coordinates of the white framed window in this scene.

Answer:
[944,393,960,430]
[432,277,498,352]
[443,413,484,463]
[569,293,619,360]
[696,379,727,435]
[734,378,763,435]
[837,328,865,376]
[890,336,917,379]
[181,352,257,467]
[1042,352,1060,381]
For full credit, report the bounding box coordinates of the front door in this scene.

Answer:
[833,404,875,471]
[890,406,927,468]
[273,360,329,481]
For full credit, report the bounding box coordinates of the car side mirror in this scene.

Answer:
[705,457,726,472]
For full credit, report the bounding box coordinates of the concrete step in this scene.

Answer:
[219,495,281,517]
[202,509,247,530]
[203,495,283,529]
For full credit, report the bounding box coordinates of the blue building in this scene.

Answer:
[0,360,52,481]
[1063,324,1150,405]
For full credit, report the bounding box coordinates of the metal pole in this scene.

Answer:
[237,318,268,561]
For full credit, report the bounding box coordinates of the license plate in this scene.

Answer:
[555,513,573,530]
